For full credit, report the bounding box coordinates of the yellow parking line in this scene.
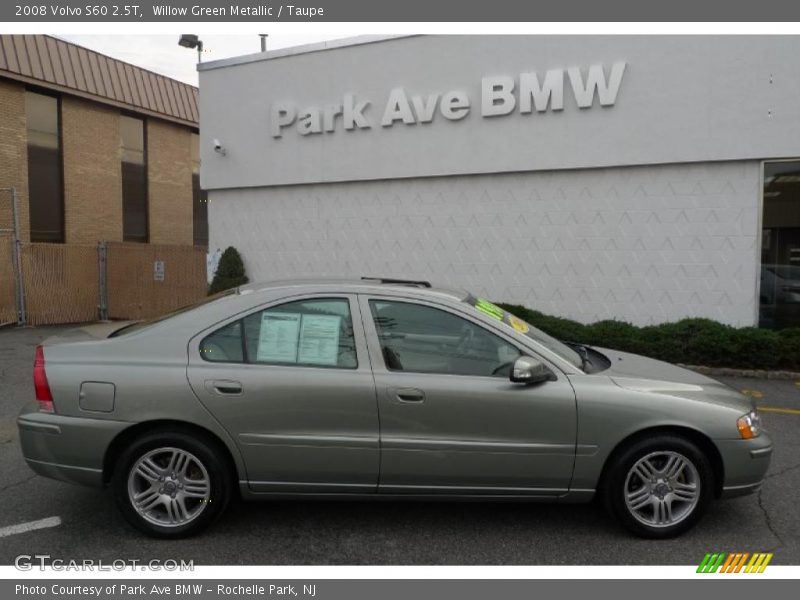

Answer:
[759,406,800,416]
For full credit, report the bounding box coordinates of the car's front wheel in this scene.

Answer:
[604,435,713,538]
[112,430,232,538]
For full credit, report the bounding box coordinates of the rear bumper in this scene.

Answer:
[715,432,773,499]
[17,408,131,488]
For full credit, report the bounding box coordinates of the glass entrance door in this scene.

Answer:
[760,161,800,329]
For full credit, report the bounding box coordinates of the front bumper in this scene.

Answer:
[17,408,131,488]
[715,432,773,499]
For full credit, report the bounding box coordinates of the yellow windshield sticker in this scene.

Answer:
[474,299,504,321]
[508,315,530,333]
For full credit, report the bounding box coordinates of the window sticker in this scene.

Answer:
[298,314,341,365]
[474,298,505,321]
[508,315,530,333]
[256,312,301,363]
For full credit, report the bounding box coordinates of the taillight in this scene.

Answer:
[33,345,54,413]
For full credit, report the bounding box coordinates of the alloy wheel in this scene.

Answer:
[127,447,211,528]
[623,450,700,528]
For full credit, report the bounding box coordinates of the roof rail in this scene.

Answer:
[361,277,432,288]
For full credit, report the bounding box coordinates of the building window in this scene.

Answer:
[759,160,800,329]
[120,115,148,243]
[26,91,63,243]
[191,133,208,247]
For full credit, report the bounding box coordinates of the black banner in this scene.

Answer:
[4,0,800,22]
[4,579,798,599]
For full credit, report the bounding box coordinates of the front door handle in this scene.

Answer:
[206,379,243,396]
[395,388,425,403]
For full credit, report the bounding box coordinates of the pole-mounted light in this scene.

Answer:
[178,34,203,63]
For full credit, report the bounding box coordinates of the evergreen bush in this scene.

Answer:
[208,246,249,295]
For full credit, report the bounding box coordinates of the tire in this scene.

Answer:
[603,434,714,539]
[112,430,232,538]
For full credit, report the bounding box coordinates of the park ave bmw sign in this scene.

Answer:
[270,62,627,138]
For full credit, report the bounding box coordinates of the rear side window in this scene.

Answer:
[200,321,243,362]
[200,298,357,369]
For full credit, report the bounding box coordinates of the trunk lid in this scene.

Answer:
[41,321,135,346]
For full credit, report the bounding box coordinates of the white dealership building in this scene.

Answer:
[199,35,800,328]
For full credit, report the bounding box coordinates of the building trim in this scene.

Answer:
[197,35,415,72]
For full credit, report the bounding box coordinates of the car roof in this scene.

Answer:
[237,277,468,302]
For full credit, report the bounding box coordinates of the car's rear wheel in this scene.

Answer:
[112,430,231,538]
[604,435,713,538]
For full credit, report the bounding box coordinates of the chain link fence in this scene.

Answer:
[106,242,207,321]
[0,189,208,327]
[0,188,22,326]
[0,234,16,326]
[20,243,99,326]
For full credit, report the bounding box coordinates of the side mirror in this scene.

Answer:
[510,356,553,385]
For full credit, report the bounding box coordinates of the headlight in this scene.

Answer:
[737,410,761,439]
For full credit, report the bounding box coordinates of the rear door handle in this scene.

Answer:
[206,379,243,396]
[395,388,425,403]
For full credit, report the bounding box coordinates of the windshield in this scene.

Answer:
[110,288,238,337]
[464,295,583,369]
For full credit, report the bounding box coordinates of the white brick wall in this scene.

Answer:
[209,160,760,326]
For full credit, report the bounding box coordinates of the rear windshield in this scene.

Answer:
[110,288,238,337]
[464,295,583,369]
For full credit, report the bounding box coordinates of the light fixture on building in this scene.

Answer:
[259,34,269,52]
[178,34,204,62]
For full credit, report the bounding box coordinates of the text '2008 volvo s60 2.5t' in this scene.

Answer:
[18,277,772,538]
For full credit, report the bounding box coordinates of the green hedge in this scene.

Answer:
[497,303,800,371]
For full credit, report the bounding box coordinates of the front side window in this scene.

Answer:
[200,298,357,368]
[464,295,583,369]
[369,300,521,377]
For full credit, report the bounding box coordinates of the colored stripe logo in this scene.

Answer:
[697,552,773,573]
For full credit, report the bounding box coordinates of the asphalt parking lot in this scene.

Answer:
[1,325,798,565]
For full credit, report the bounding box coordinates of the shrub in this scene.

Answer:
[498,304,588,342]
[648,319,736,367]
[584,320,645,355]
[777,328,800,369]
[208,246,249,295]
[497,303,800,371]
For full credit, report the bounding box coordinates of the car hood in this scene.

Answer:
[594,346,753,413]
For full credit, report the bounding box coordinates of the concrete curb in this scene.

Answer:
[679,364,800,380]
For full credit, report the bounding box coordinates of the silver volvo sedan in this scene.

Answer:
[17,278,772,538]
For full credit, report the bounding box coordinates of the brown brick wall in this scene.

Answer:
[147,119,194,245]
[0,77,196,247]
[61,96,123,244]
[0,78,29,241]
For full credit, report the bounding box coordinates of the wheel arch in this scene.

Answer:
[596,425,725,499]
[102,419,241,489]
